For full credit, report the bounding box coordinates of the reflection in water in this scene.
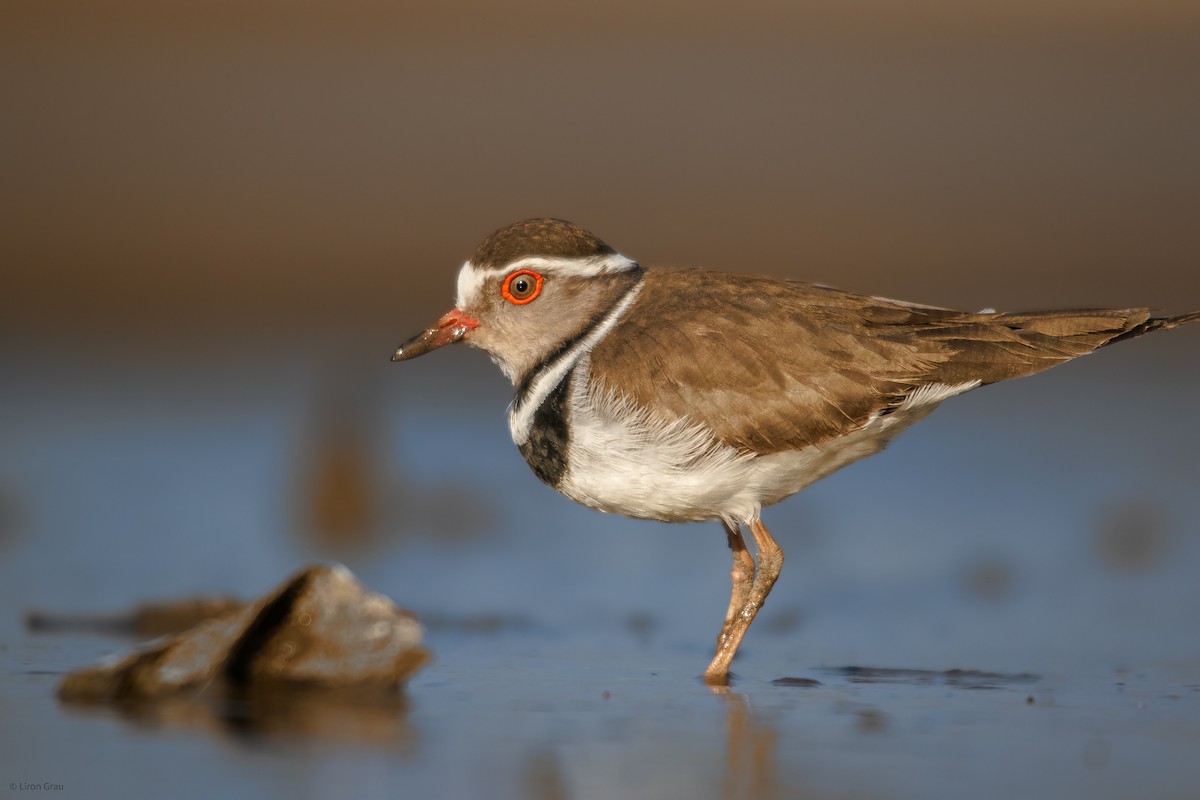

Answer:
[66,684,419,752]
[296,366,495,553]
[712,687,781,800]
[296,375,387,552]
[219,684,417,749]
[524,750,570,800]
[300,401,380,551]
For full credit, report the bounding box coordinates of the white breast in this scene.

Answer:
[557,361,758,523]
[556,367,980,526]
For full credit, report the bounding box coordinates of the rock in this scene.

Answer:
[59,564,429,702]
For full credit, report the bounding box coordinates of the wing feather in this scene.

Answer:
[587,269,1165,455]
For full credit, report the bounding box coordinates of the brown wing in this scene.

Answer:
[588,269,1174,455]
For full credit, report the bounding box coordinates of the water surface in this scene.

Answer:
[2,337,1198,799]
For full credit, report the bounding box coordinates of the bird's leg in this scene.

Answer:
[715,522,756,655]
[704,519,784,685]
[746,519,784,610]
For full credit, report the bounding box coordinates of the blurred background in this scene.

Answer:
[5,0,1200,338]
[5,0,1200,674]
[2,2,1199,797]
[4,0,1200,680]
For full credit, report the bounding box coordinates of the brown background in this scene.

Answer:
[4,0,1199,345]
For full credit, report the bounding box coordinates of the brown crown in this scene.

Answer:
[469,219,615,269]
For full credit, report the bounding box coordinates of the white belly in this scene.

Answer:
[556,369,980,525]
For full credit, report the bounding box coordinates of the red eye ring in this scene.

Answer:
[501,269,544,305]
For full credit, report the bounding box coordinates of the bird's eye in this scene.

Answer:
[501,270,544,305]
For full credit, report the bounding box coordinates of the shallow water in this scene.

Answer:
[2,335,1199,799]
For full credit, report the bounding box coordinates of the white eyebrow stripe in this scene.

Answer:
[498,253,639,278]
[454,253,639,308]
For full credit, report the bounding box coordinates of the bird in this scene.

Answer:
[391,218,1198,684]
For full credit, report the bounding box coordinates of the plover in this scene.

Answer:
[392,218,1198,684]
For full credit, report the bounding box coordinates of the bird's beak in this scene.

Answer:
[391,308,480,362]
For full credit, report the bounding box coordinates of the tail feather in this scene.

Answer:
[918,307,1198,386]
[1105,309,1200,346]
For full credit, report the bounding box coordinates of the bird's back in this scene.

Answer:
[588,268,1196,456]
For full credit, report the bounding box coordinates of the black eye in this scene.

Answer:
[502,270,543,304]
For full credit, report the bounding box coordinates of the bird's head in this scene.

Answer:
[391,218,643,383]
